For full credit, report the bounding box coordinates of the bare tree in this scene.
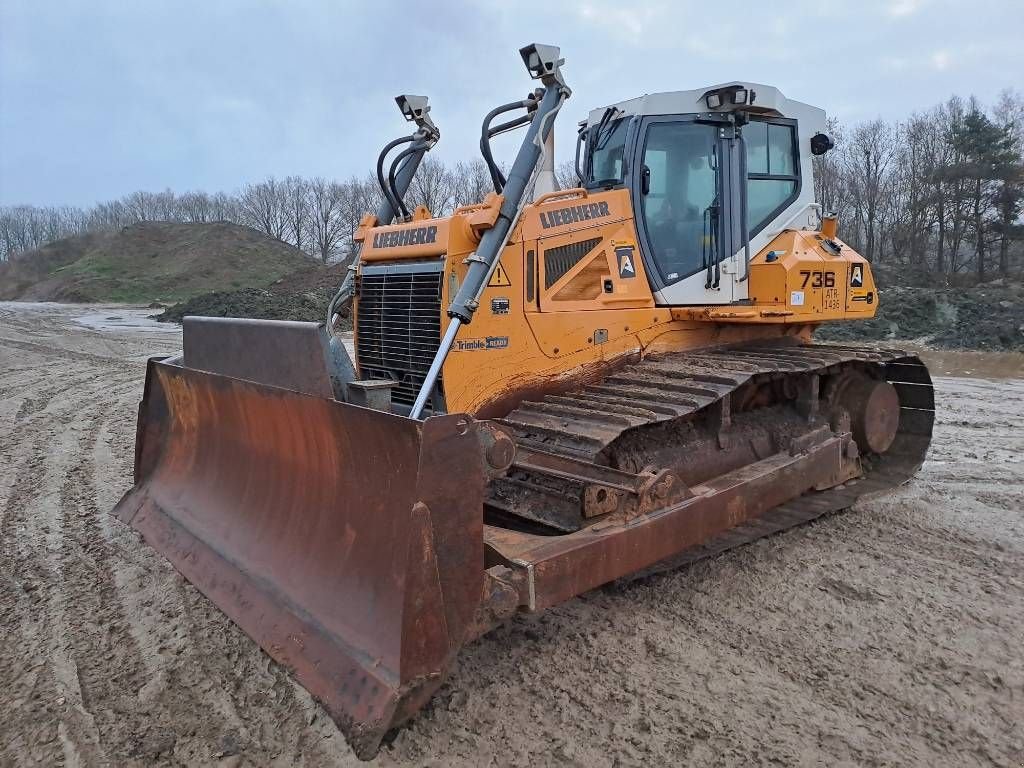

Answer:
[5,90,1021,282]
[308,177,346,264]
[405,156,455,216]
[178,191,212,223]
[450,159,493,209]
[554,159,580,190]
[239,177,288,240]
[281,176,310,252]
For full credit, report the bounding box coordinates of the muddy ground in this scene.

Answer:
[1,302,1022,767]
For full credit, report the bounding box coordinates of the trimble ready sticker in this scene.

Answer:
[456,336,509,351]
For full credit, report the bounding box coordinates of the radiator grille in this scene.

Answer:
[356,260,443,408]
[544,237,602,289]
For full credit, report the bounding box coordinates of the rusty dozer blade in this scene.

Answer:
[112,319,495,759]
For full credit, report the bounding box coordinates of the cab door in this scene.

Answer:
[630,115,745,305]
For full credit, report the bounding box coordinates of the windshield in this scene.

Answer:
[587,117,628,187]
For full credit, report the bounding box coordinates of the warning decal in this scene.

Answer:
[851,264,864,288]
[488,262,512,287]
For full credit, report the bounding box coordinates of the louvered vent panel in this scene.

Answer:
[356,261,443,408]
[543,238,602,289]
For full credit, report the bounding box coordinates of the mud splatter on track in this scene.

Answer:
[1,302,1022,766]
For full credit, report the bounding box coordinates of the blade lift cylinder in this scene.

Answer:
[410,47,569,418]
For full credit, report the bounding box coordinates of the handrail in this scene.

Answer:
[534,187,588,206]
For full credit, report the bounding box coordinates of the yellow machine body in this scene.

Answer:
[354,187,878,416]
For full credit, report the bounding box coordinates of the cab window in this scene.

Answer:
[640,121,719,285]
[745,120,799,234]
[587,118,628,187]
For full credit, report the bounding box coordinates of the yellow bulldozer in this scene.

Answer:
[113,44,934,759]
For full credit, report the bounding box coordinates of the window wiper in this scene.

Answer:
[593,107,621,152]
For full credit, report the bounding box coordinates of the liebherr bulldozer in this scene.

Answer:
[113,44,934,759]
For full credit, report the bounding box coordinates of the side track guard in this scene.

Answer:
[113,345,491,758]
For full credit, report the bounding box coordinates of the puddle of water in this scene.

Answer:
[74,309,180,334]
[909,347,1024,381]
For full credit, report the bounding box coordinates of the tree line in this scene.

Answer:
[3,91,1022,283]
[814,90,1023,282]
[0,158,521,265]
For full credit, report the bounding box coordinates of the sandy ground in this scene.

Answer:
[1,302,1022,767]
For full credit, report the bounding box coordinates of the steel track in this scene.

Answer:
[491,341,935,560]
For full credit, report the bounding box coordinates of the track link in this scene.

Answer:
[487,341,935,553]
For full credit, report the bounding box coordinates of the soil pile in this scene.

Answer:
[156,263,349,326]
[0,222,315,303]
[815,280,1024,351]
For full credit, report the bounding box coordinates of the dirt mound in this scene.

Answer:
[156,262,351,327]
[0,222,316,303]
[815,280,1024,351]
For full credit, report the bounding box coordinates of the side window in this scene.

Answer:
[745,120,799,234]
[587,119,628,186]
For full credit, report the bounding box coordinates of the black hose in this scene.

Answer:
[387,146,418,219]
[480,99,533,194]
[479,134,507,192]
[376,135,415,222]
[488,112,533,138]
[481,114,533,192]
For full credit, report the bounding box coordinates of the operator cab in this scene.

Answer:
[578,83,829,305]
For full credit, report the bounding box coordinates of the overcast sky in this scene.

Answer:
[1,0,1020,207]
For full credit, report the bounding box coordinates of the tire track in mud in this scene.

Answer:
[0,362,145,764]
[0,387,106,764]
[55,403,157,763]
[610,499,1023,766]
[0,306,185,764]
[0,335,149,367]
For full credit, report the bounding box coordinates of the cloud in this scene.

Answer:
[576,1,666,43]
[888,0,926,17]
[930,49,953,71]
[2,0,1022,207]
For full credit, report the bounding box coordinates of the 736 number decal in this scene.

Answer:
[800,270,836,289]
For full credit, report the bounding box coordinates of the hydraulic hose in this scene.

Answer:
[387,145,419,220]
[480,98,535,193]
[489,112,533,138]
[376,135,415,221]
[574,125,585,185]
[328,137,432,327]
